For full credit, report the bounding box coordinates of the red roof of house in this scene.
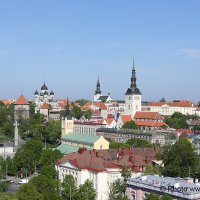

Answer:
[0,100,15,105]
[134,121,168,127]
[120,115,133,124]
[107,114,115,119]
[14,95,29,105]
[134,111,163,120]
[41,102,49,109]
[148,100,196,108]
[105,119,116,125]
[56,147,160,173]
[176,129,193,134]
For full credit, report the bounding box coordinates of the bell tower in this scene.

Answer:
[125,58,142,117]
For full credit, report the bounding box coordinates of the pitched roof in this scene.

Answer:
[1,100,15,105]
[14,95,29,105]
[62,133,101,145]
[41,102,49,109]
[134,111,163,120]
[148,100,196,108]
[56,144,79,155]
[120,115,133,123]
[56,147,159,173]
[134,121,168,127]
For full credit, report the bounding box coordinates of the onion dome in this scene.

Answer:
[41,82,48,91]
[34,90,39,95]
[50,90,54,95]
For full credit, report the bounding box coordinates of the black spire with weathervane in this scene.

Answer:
[65,98,72,120]
[95,76,102,95]
[41,81,48,91]
[125,58,141,95]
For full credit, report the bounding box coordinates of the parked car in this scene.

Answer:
[18,179,29,184]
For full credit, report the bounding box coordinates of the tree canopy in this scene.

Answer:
[122,121,138,129]
[162,138,199,177]
[164,112,188,129]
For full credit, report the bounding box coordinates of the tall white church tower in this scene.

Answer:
[125,59,142,117]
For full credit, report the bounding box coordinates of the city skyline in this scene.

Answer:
[1,0,200,102]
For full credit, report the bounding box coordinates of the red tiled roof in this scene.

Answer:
[148,100,196,108]
[134,111,163,120]
[134,121,168,127]
[105,119,115,125]
[57,99,71,108]
[107,114,115,119]
[41,102,49,109]
[176,129,193,134]
[121,115,133,124]
[56,147,159,173]
[14,95,29,105]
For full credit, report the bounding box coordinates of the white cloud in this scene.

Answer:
[177,48,200,58]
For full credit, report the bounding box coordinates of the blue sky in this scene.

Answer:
[0,0,200,102]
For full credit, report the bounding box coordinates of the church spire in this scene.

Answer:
[65,98,72,120]
[125,59,141,95]
[95,76,102,95]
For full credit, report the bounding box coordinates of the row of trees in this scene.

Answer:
[110,138,154,149]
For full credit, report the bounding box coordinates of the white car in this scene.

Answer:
[18,179,29,184]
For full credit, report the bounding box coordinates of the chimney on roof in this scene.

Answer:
[129,155,135,163]
[78,148,87,154]
[93,149,96,155]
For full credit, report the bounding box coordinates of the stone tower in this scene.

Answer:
[14,95,30,122]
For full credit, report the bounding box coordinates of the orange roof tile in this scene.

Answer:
[134,121,168,127]
[121,115,133,123]
[148,100,196,108]
[41,102,49,109]
[14,95,29,105]
[134,111,163,120]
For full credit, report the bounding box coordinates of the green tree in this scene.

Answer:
[76,180,96,200]
[17,183,44,200]
[0,182,10,192]
[159,97,166,102]
[109,179,128,200]
[0,193,18,200]
[40,165,57,179]
[144,193,160,200]
[162,138,199,177]
[75,99,90,106]
[84,110,92,120]
[14,139,44,175]
[29,175,61,200]
[109,141,130,149]
[62,175,77,200]
[126,138,152,147]
[109,167,131,200]
[194,125,200,131]
[164,112,188,129]
[160,195,173,200]
[71,106,83,119]
[122,121,138,129]
[43,119,61,144]
[144,164,162,176]
[39,149,62,169]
